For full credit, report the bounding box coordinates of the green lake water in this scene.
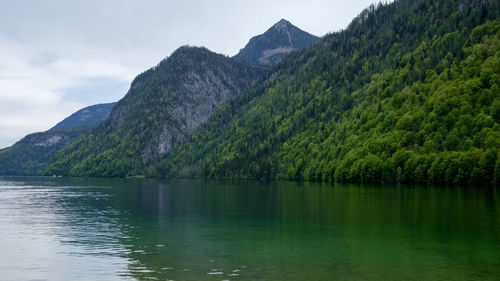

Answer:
[0,177,499,280]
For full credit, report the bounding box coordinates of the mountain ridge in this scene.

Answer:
[51,102,116,130]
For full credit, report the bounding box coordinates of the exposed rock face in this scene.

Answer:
[141,51,263,161]
[33,135,63,147]
[259,46,295,65]
[457,0,494,13]
[24,131,79,148]
[234,19,319,65]
[147,70,239,157]
[180,71,233,134]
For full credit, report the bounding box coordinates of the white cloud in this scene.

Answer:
[0,39,137,148]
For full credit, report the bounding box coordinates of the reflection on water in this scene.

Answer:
[0,177,499,281]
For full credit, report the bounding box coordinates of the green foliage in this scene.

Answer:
[495,150,500,186]
[160,0,500,186]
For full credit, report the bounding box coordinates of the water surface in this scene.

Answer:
[0,177,499,280]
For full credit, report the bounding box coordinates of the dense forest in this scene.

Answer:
[40,0,500,186]
[156,0,500,186]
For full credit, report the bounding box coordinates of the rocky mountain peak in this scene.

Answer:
[273,19,293,31]
[234,19,318,66]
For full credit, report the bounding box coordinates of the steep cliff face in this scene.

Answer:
[234,19,319,65]
[46,46,265,176]
[142,67,255,160]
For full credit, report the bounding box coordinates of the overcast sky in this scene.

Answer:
[0,0,379,148]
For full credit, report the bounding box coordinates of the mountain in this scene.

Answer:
[38,0,500,186]
[157,0,500,186]
[45,46,264,177]
[0,102,116,175]
[233,19,319,65]
[0,128,88,175]
[51,102,116,130]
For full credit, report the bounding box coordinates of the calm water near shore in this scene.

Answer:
[0,177,499,281]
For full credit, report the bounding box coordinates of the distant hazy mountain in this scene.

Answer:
[0,103,115,175]
[51,102,116,130]
[234,19,318,65]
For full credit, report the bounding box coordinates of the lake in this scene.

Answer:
[0,177,499,281]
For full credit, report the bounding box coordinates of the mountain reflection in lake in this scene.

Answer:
[0,177,499,281]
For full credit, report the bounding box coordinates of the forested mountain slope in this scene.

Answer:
[45,47,264,177]
[0,129,89,175]
[159,0,500,186]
